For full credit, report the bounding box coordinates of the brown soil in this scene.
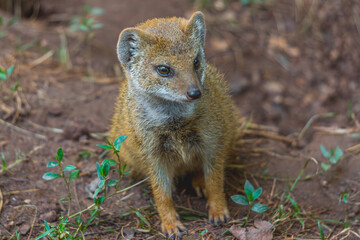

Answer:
[1,0,360,239]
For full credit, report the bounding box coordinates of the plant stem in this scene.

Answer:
[58,162,72,216]
[68,177,148,219]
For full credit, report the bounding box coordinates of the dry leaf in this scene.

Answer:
[230,220,273,240]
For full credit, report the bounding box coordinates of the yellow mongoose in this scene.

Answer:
[110,11,236,238]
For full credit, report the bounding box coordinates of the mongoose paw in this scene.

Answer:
[193,185,208,198]
[208,206,230,226]
[162,218,187,239]
[192,173,207,198]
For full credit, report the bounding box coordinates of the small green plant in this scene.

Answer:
[69,5,103,76]
[320,145,343,171]
[231,180,268,226]
[0,65,14,81]
[37,136,147,240]
[0,16,17,38]
[340,191,349,204]
[1,152,6,171]
[95,135,130,196]
[58,31,72,69]
[239,0,263,5]
[42,148,80,214]
[35,217,72,240]
[78,150,91,159]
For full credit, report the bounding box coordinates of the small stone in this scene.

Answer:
[24,199,31,204]
[85,178,101,199]
[40,210,57,222]
[20,224,31,235]
[47,105,63,116]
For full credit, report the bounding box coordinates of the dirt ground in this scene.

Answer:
[1,0,360,239]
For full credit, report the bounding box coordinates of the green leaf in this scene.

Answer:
[6,65,14,76]
[329,156,337,165]
[1,152,6,169]
[63,165,76,171]
[94,196,105,206]
[57,148,63,162]
[96,144,112,150]
[114,135,127,150]
[124,171,131,175]
[106,179,118,187]
[96,162,103,180]
[0,72,7,80]
[318,221,325,240]
[341,192,349,204]
[252,187,262,201]
[231,194,249,205]
[11,82,20,92]
[75,216,84,226]
[286,195,299,216]
[60,198,70,202]
[245,189,253,202]
[93,188,102,198]
[102,158,117,167]
[136,211,150,227]
[115,135,127,143]
[79,24,89,32]
[240,0,251,5]
[44,220,50,230]
[321,162,331,172]
[89,7,104,15]
[7,18,18,27]
[244,180,254,193]
[34,228,55,240]
[69,170,80,182]
[0,31,6,39]
[251,203,269,213]
[42,172,61,180]
[92,23,103,29]
[98,179,105,188]
[102,162,110,177]
[320,145,331,159]
[0,17,3,25]
[334,146,343,161]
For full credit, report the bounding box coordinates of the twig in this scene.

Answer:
[27,120,64,134]
[0,186,3,215]
[4,189,40,195]
[243,129,295,144]
[27,205,38,240]
[27,50,54,69]
[298,112,336,140]
[270,178,277,199]
[314,126,357,135]
[0,118,47,140]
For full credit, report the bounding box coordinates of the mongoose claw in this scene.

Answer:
[162,220,187,239]
[208,207,230,226]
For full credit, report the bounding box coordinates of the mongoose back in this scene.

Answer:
[111,11,236,238]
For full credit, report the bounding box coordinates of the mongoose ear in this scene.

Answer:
[117,28,156,70]
[185,11,206,46]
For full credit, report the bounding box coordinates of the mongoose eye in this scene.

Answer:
[194,58,200,70]
[156,66,172,77]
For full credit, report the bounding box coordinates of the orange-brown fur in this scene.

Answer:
[110,12,236,238]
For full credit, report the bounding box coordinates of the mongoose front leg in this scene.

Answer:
[150,168,186,238]
[204,161,230,226]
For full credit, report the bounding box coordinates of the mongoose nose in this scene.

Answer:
[186,88,202,100]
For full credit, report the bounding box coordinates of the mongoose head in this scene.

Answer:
[117,12,206,103]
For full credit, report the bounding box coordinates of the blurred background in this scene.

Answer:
[1,0,360,239]
[1,0,359,133]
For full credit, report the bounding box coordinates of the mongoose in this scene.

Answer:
[110,11,236,238]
